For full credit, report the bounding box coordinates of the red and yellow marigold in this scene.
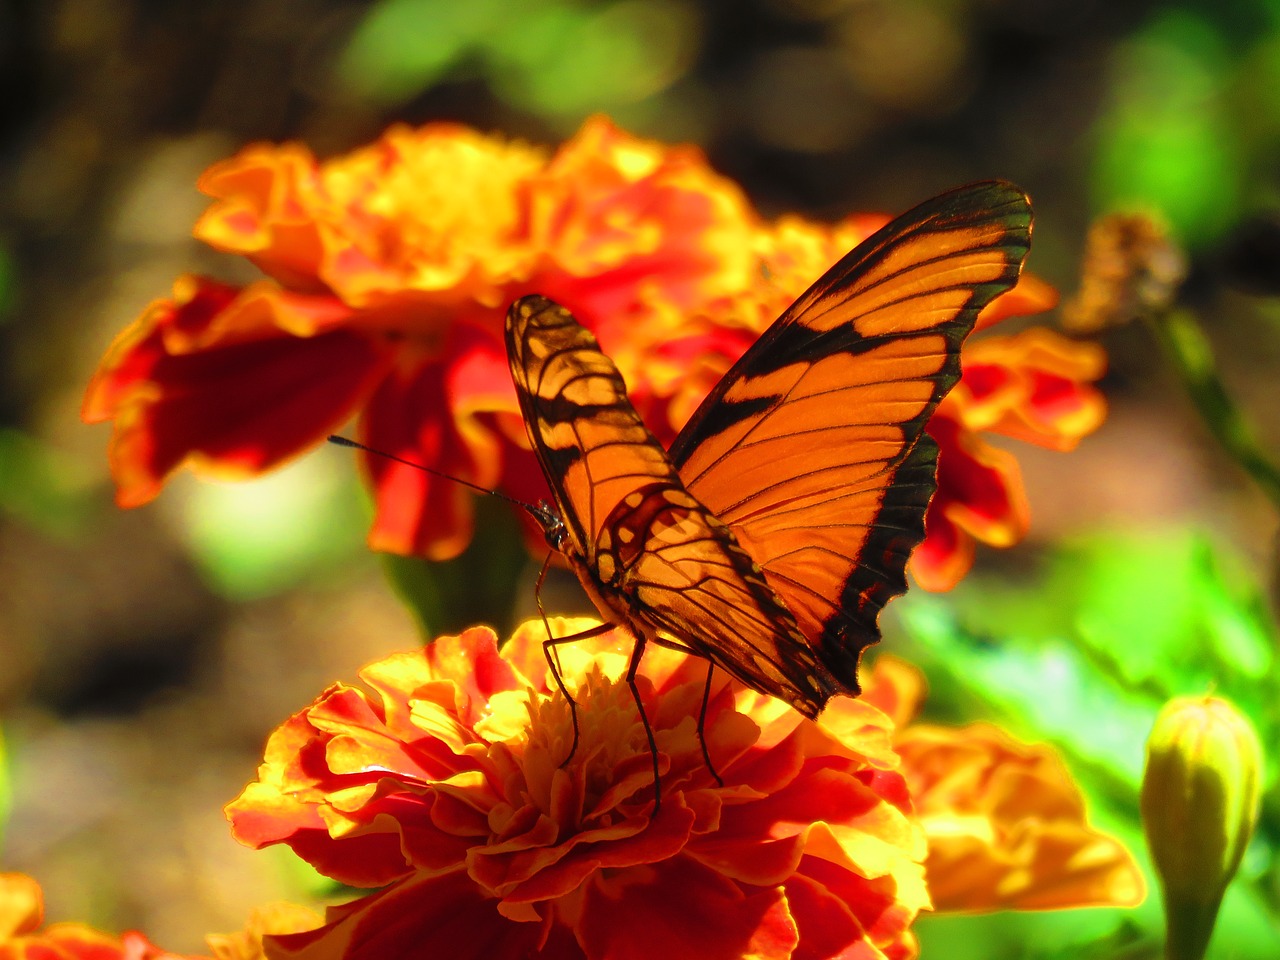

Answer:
[862,655,1145,912]
[226,619,930,960]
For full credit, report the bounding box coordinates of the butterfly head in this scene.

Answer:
[529,499,567,551]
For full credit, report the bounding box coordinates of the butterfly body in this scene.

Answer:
[506,181,1033,719]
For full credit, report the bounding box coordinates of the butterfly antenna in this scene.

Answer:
[326,435,549,523]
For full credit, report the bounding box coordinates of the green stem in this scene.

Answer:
[1146,309,1280,511]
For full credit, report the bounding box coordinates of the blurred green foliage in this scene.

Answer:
[0,728,10,850]
[0,429,96,538]
[180,455,371,599]
[895,528,1279,959]
[337,0,701,126]
[1092,2,1280,247]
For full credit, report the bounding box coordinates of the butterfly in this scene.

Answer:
[506,181,1032,797]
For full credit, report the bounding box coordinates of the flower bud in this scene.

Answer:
[1140,695,1263,960]
[1062,211,1186,332]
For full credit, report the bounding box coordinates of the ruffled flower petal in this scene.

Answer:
[197,127,546,310]
[953,329,1108,450]
[204,902,324,960]
[262,873,555,960]
[862,658,1145,915]
[83,276,391,507]
[896,722,1145,912]
[527,116,760,330]
[913,416,1029,591]
[227,620,927,958]
[357,321,517,558]
[974,271,1060,332]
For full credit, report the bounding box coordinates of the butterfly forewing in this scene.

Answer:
[668,181,1033,691]
[505,299,677,558]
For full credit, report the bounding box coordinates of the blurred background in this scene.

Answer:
[1,0,1278,955]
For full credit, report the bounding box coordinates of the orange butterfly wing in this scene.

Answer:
[507,181,1032,717]
[670,181,1032,691]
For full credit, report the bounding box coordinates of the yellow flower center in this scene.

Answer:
[520,663,658,822]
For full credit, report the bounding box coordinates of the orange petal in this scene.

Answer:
[204,902,324,960]
[529,115,760,328]
[0,874,43,940]
[572,857,798,960]
[897,723,1145,912]
[262,873,551,960]
[859,655,927,729]
[913,416,1029,591]
[196,142,330,289]
[359,347,503,560]
[974,270,1059,331]
[910,507,977,593]
[957,329,1107,450]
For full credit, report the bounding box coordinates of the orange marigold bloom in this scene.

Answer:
[226,620,930,960]
[862,657,1146,913]
[85,113,1103,584]
[84,118,758,560]
[0,872,190,960]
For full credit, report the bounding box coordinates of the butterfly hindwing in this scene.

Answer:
[668,180,1033,691]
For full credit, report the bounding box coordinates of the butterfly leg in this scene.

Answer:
[533,553,618,771]
[622,636,663,811]
[696,661,724,787]
[541,622,615,769]
[533,551,583,763]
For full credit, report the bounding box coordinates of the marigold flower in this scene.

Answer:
[861,656,1146,913]
[85,115,1103,585]
[226,620,929,960]
[84,118,758,560]
[0,872,190,960]
[1141,695,1263,960]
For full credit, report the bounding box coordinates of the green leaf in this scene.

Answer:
[896,528,1278,788]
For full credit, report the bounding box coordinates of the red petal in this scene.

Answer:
[573,857,797,960]
[265,873,560,960]
[84,278,389,507]
[360,324,516,559]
